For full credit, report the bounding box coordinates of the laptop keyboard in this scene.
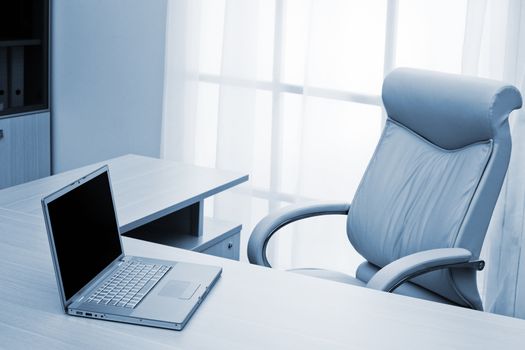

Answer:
[86,261,170,309]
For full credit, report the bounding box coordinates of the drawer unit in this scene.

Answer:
[200,232,240,261]
[123,214,242,261]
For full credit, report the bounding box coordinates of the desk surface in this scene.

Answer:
[1,158,525,349]
[2,208,525,349]
[0,154,248,233]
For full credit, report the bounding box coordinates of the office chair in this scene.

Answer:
[248,68,522,309]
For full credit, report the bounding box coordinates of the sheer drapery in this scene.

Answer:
[462,0,525,319]
[161,0,525,317]
[162,0,385,272]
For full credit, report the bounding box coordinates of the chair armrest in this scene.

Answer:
[248,201,351,267]
[366,248,485,292]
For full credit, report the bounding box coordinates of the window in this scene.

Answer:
[172,0,470,269]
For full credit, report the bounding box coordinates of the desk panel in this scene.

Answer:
[0,154,247,231]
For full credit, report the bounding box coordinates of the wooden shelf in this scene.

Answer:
[0,39,42,47]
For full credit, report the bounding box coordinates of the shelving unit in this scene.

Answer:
[0,0,49,116]
[0,0,50,189]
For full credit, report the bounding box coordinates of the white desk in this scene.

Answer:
[1,159,525,349]
[0,154,248,260]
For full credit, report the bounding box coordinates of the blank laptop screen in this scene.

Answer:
[46,170,122,301]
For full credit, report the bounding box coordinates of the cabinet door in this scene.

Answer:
[201,233,241,260]
[0,112,50,189]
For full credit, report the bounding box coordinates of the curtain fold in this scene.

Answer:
[212,0,259,261]
[161,0,201,163]
[462,0,525,318]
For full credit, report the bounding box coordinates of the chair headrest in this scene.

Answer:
[382,68,522,149]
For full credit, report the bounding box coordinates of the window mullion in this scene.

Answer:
[269,0,285,212]
[381,0,399,125]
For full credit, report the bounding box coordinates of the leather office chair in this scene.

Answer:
[248,68,522,309]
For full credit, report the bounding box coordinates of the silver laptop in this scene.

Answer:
[41,165,222,331]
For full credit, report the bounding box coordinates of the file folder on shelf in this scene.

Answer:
[0,47,7,111]
[9,46,24,108]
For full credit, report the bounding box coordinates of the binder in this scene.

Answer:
[0,47,7,111]
[9,46,24,108]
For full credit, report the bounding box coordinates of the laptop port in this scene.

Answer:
[76,311,83,316]
[86,313,93,317]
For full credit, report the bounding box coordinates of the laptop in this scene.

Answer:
[41,165,222,331]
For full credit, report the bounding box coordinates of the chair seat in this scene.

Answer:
[288,268,366,287]
[289,265,458,306]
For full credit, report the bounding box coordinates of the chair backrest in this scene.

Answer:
[347,68,522,309]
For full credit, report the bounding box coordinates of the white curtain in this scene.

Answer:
[162,0,384,270]
[162,0,525,318]
[462,0,525,319]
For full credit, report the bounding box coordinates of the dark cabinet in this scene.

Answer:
[0,0,50,189]
[0,0,49,116]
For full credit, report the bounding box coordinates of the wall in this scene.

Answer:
[52,0,167,172]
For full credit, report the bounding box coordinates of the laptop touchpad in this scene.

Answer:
[158,280,200,300]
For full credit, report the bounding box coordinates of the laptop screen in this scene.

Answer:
[46,170,123,301]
